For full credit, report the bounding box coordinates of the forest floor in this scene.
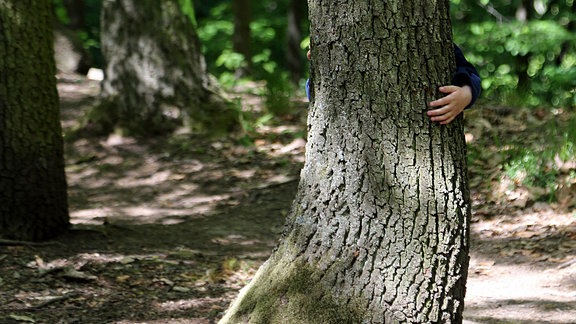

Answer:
[1,76,575,324]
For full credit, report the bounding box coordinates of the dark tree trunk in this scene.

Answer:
[89,0,235,136]
[0,0,70,241]
[556,0,575,66]
[232,0,252,77]
[63,0,86,30]
[286,0,306,85]
[516,0,534,92]
[220,0,471,323]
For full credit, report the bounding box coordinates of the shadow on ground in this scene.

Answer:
[1,77,575,324]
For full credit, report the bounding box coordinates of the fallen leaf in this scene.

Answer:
[172,286,190,293]
[116,275,131,283]
[62,268,98,282]
[513,230,538,239]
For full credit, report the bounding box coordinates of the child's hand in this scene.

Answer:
[307,49,311,61]
[427,85,472,124]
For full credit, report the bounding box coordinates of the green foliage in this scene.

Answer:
[498,114,576,201]
[231,97,275,146]
[468,108,576,204]
[452,0,576,108]
[53,1,70,25]
[178,0,197,26]
[196,1,309,113]
[503,149,558,195]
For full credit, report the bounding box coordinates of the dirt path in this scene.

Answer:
[0,77,574,324]
[465,208,576,323]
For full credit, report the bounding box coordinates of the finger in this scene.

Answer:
[429,107,457,121]
[429,96,452,107]
[440,115,456,125]
[439,85,459,94]
[429,97,448,107]
[431,113,453,123]
[427,105,452,117]
[430,90,458,107]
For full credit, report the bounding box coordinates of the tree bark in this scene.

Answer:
[0,0,70,241]
[89,0,235,136]
[220,0,471,323]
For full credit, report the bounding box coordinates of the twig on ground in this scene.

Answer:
[0,239,59,247]
[557,258,576,269]
[27,292,80,310]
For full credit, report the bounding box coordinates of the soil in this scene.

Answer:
[0,76,574,324]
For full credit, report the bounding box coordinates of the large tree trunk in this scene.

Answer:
[89,0,235,136]
[220,0,471,323]
[0,0,70,241]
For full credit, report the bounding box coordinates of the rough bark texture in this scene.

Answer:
[90,0,235,136]
[0,0,70,241]
[222,1,470,322]
[222,0,471,323]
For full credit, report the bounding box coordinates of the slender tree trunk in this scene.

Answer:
[556,0,575,66]
[516,0,534,92]
[0,0,70,241]
[63,0,86,30]
[286,0,306,85]
[89,0,235,136]
[220,0,470,323]
[232,0,252,77]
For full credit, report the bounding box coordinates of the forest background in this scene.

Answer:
[1,0,575,323]
[54,0,576,200]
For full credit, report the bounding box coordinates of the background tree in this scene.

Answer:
[53,0,93,75]
[0,0,70,241]
[86,0,236,136]
[514,0,535,93]
[219,0,470,322]
[556,0,575,65]
[232,0,252,77]
[286,0,306,85]
[63,0,86,30]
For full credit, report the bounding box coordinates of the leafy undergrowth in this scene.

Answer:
[465,104,576,210]
[0,77,575,324]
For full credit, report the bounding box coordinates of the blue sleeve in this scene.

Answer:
[452,45,482,108]
[305,78,311,100]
